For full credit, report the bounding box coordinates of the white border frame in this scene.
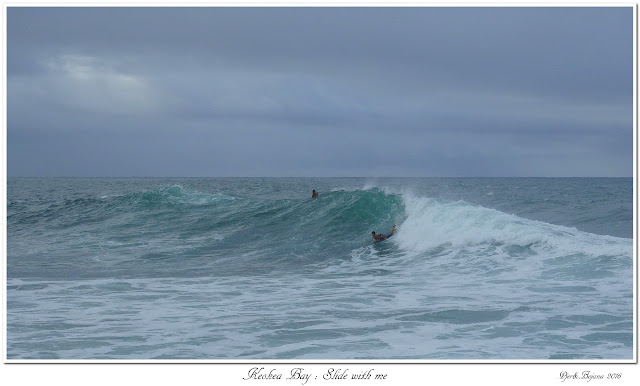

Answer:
[1,2,638,385]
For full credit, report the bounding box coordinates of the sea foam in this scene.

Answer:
[394,192,632,258]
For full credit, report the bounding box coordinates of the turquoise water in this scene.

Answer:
[6,177,634,359]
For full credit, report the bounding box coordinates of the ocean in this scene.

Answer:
[6,177,634,360]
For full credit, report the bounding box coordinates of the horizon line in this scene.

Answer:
[5,176,634,179]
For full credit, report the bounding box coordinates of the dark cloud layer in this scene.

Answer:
[7,7,634,177]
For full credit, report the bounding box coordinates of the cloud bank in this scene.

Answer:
[7,7,633,177]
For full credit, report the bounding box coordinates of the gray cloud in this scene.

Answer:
[7,6,634,177]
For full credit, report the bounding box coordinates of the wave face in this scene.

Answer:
[7,177,633,360]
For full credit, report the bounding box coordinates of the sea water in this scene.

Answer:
[6,177,634,359]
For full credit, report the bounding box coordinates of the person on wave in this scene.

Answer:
[312,190,319,199]
[372,225,396,242]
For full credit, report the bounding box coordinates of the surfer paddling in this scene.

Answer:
[312,190,319,199]
[372,224,396,242]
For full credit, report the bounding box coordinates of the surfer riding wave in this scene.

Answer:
[372,224,396,242]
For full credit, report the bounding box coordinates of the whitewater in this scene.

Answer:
[6,177,633,359]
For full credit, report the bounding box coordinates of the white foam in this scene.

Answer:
[394,192,632,258]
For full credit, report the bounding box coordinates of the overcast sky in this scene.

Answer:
[7,6,634,177]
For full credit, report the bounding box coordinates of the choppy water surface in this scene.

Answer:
[7,177,633,359]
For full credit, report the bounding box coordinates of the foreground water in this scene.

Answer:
[6,177,633,359]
